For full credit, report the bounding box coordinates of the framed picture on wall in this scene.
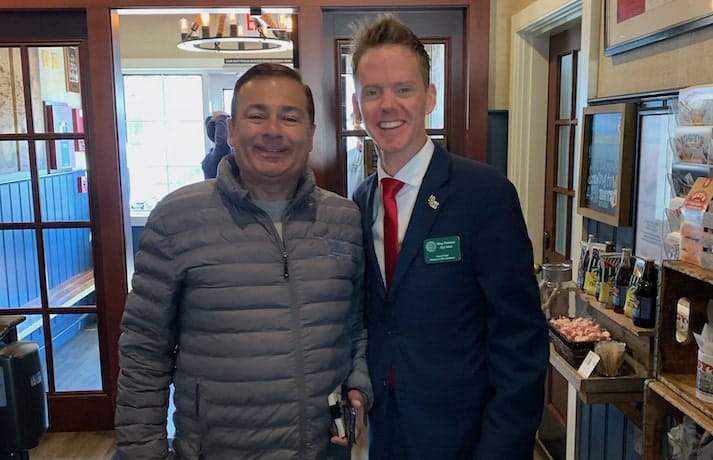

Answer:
[577,103,637,226]
[64,46,80,93]
[604,0,713,56]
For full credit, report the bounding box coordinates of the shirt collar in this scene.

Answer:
[377,138,435,188]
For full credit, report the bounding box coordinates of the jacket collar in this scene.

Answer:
[216,156,317,227]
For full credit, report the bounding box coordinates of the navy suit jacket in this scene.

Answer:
[353,144,549,460]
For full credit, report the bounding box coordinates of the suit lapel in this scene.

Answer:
[390,146,452,291]
[360,175,387,296]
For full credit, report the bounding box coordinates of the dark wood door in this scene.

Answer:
[543,26,580,264]
[0,10,126,432]
[539,24,581,459]
[322,9,467,196]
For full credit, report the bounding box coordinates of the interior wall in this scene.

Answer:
[597,16,713,97]
[490,0,537,109]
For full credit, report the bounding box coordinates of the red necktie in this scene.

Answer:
[382,178,404,287]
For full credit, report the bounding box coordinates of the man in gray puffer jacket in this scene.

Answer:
[115,63,372,459]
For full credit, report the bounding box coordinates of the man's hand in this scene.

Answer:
[329,389,367,447]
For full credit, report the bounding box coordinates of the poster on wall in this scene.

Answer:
[64,47,80,93]
[45,101,75,170]
[605,0,713,56]
[577,103,637,226]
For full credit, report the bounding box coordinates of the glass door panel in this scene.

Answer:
[0,48,27,135]
[0,45,98,402]
[51,312,101,391]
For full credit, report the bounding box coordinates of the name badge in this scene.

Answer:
[423,236,461,264]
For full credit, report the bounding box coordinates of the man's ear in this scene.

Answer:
[426,84,437,115]
[227,117,234,147]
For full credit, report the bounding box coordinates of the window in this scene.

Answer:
[223,88,233,114]
[123,74,205,217]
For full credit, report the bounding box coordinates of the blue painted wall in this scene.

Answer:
[578,402,642,459]
[0,169,93,349]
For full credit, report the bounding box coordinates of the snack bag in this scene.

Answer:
[680,178,713,265]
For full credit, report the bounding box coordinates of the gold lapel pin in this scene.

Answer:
[427,195,439,209]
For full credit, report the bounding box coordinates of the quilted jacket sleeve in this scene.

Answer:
[115,208,182,460]
[344,250,373,408]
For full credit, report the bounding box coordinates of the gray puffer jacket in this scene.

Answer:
[115,158,371,459]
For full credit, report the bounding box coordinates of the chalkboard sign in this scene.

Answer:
[577,103,636,226]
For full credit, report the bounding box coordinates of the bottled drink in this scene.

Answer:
[577,234,595,289]
[633,259,658,328]
[612,248,632,314]
[584,247,600,297]
[595,241,616,301]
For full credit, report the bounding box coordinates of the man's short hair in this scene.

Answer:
[231,63,315,124]
[349,14,431,87]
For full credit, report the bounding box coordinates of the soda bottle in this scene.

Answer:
[612,248,632,314]
[633,259,658,328]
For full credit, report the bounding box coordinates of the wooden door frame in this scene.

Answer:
[543,26,580,264]
[324,9,468,195]
[0,9,127,431]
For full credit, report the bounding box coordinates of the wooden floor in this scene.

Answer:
[28,431,116,459]
[27,430,550,459]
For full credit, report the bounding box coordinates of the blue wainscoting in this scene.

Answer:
[578,402,642,459]
[0,170,93,349]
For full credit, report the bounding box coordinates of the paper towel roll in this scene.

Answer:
[671,125,713,164]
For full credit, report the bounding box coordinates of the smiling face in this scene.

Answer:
[352,44,436,175]
[229,76,315,200]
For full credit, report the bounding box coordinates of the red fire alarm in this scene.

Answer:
[77,175,88,193]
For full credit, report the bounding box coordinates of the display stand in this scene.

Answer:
[549,293,654,458]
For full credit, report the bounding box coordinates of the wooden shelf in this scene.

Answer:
[575,292,655,376]
[550,344,646,404]
[579,292,655,337]
[642,259,713,459]
[662,259,713,285]
[657,373,713,426]
[645,379,713,460]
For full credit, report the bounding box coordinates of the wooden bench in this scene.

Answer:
[21,270,95,309]
[18,270,95,340]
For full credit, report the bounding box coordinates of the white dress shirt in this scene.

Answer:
[374,138,435,283]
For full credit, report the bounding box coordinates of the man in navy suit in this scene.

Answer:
[350,14,549,459]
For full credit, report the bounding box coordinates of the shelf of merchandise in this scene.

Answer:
[547,292,657,426]
[642,260,713,459]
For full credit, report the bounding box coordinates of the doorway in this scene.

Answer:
[322,9,467,196]
[0,11,119,431]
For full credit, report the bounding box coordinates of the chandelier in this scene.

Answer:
[177,10,293,54]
